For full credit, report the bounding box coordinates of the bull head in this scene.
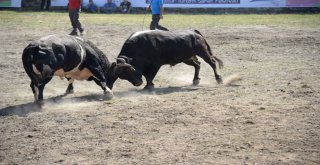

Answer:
[31,47,56,80]
[113,57,143,87]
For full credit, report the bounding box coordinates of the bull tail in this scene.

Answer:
[194,29,224,69]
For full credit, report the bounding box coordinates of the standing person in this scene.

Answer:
[119,0,132,13]
[40,0,51,10]
[147,0,168,31]
[68,0,85,36]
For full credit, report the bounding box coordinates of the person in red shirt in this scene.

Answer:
[68,0,85,35]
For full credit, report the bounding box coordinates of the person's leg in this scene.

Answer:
[157,24,169,31]
[69,10,77,35]
[73,9,85,34]
[150,14,169,31]
[46,0,51,10]
[150,14,160,30]
[40,0,45,10]
[156,14,168,31]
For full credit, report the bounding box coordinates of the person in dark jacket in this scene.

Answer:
[119,0,132,13]
[40,0,51,10]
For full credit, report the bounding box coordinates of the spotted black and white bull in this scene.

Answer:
[22,34,138,102]
[113,29,224,90]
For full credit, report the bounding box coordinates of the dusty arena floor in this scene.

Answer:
[0,15,320,164]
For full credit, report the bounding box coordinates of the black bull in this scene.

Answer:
[22,34,138,102]
[114,29,224,90]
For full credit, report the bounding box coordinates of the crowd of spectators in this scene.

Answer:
[40,0,168,36]
[83,0,132,13]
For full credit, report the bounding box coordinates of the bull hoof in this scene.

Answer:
[143,85,155,91]
[193,78,200,86]
[103,91,114,100]
[217,77,223,84]
[35,100,44,107]
[65,89,74,94]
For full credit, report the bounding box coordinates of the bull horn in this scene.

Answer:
[119,56,132,63]
[116,58,126,64]
[38,50,46,56]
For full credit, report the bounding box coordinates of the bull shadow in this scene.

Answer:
[0,85,220,117]
[0,93,110,117]
[149,86,200,95]
[115,85,211,97]
[0,102,43,117]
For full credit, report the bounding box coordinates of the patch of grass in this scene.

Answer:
[0,11,319,29]
[105,100,114,104]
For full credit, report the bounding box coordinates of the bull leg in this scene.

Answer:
[87,65,113,97]
[90,77,105,91]
[205,58,222,84]
[184,57,201,85]
[197,53,222,84]
[38,77,52,100]
[37,84,45,101]
[65,77,74,94]
[30,82,39,101]
[143,66,160,90]
[90,77,113,99]
[31,77,52,103]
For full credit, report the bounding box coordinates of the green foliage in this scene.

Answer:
[0,11,319,29]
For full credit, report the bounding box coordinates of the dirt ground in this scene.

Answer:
[0,22,319,164]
